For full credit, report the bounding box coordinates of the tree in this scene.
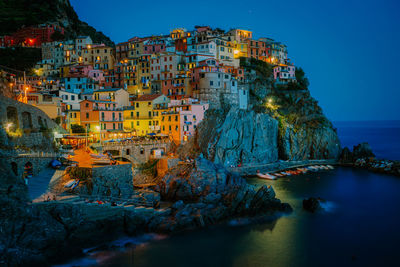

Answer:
[71,124,86,134]
[51,31,65,41]
[295,67,309,89]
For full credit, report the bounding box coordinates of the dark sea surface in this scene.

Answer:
[57,121,400,267]
[334,120,400,160]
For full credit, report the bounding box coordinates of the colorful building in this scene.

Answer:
[79,100,124,139]
[273,65,296,83]
[129,94,170,136]
[93,88,130,108]
[160,99,209,144]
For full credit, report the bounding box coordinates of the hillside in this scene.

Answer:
[195,58,341,167]
[0,0,114,46]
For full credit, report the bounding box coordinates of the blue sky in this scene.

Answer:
[70,0,400,121]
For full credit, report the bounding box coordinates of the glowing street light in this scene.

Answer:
[5,123,13,132]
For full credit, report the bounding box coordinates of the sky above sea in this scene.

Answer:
[70,0,400,121]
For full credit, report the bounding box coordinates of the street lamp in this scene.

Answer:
[5,123,13,132]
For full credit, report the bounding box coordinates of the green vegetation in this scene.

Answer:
[0,0,114,46]
[0,47,41,71]
[240,57,273,79]
[137,159,159,176]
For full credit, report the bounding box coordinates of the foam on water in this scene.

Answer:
[319,201,337,213]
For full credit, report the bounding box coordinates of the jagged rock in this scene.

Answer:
[198,107,279,166]
[353,142,375,159]
[302,197,322,213]
[171,200,185,210]
[340,147,353,164]
[158,157,291,219]
[279,124,341,161]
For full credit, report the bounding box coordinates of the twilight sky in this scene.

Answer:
[70,0,400,121]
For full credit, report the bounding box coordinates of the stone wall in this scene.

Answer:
[91,164,133,198]
[0,95,64,151]
[102,141,169,165]
[0,151,54,179]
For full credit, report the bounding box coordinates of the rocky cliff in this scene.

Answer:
[0,0,114,46]
[198,108,279,166]
[196,59,341,166]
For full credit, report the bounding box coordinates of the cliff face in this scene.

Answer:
[0,0,114,46]
[196,60,341,166]
[279,123,340,160]
[198,108,279,166]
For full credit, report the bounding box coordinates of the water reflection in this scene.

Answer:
[65,167,400,267]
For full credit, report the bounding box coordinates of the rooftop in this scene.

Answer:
[135,94,163,101]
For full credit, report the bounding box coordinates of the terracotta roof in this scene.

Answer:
[135,94,163,101]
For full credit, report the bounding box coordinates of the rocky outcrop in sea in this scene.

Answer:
[340,143,400,176]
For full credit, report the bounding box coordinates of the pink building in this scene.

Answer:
[273,65,296,83]
[69,64,93,76]
[88,69,105,83]
[144,39,167,54]
[170,98,209,142]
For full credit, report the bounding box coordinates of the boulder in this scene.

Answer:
[302,197,322,213]
[353,142,375,159]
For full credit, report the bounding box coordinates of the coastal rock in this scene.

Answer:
[198,107,279,166]
[278,123,341,161]
[158,157,291,220]
[339,147,353,164]
[302,197,322,213]
[352,142,375,159]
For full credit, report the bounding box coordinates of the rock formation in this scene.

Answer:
[198,108,279,166]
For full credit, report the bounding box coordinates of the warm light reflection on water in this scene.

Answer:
[62,168,400,267]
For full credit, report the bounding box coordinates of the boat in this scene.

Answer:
[256,173,277,180]
[64,180,75,188]
[326,165,334,169]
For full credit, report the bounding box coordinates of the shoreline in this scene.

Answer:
[229,159,339,177]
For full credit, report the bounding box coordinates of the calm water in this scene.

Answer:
[59,121,400,267]
[334,120,400,160]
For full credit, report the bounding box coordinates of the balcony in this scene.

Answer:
[100,118,123,122]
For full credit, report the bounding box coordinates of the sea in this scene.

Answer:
[56,121,400,267]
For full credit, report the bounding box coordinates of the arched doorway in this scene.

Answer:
[22,112,32,129]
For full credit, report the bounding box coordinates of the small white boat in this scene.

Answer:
[64,180,75,188]
[257,173,277,180]
[326,165,334,169]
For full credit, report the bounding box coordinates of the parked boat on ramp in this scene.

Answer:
[256,173,277,180]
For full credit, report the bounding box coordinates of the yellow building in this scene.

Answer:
[82,44,115,70]
[27,93,62,119]
[65,109,81,133]
[233,42,248,59]
[123,106,136,132]
[126,94,169,136]
[124,55,152,95]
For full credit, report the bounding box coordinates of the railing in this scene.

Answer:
[102,139,169,147]
[17,152,61,158]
